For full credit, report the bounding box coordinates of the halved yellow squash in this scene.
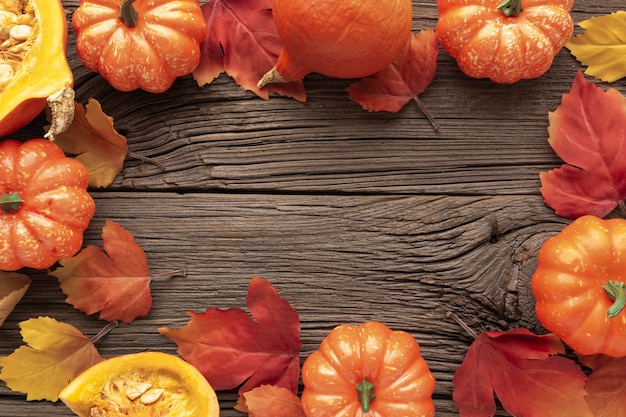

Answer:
[59,352,220,417]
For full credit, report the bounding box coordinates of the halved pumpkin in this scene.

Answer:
[0,0,73,137]
[59,352,220,417]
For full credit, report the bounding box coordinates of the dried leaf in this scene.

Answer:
[194,0,306,101]
[50,99,128,188]
[347,29,439,112]
[0,317,104,401]
[50,220,152,324]
[0,272,31,327]
[159,276,301,395]
[566,11,626,83]
[453,328,593,417]
[579,354,626,416]
[235,384,306,417]
[540,71,626,219]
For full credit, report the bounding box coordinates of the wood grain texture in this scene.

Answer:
[1,0,625,416]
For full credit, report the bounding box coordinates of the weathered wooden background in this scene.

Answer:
[1,0,624,415]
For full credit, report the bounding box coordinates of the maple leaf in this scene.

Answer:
[50,220,153,324]
[453,328,593,417]
[49,99,128,188]
[346,29,439,115]
[0,272,31,327]
[579,354,626,417]
[159,276,301,395]
[235,384,306,417]
[194,0,306,102]
[540,71,626,219]
[0,316,104,401]
[566,11,626,83]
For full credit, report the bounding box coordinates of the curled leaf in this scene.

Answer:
[0,272,31,327]
[48,99,128,188]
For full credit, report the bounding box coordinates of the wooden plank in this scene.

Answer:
[0,193,569,416]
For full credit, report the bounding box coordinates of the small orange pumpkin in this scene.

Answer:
[0,0,73,137]
[258,0,413,87]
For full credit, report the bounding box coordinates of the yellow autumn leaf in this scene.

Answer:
[0,317,105,401]
[48,98,128,188]
[0,272,31,327]
[566,11,626,83]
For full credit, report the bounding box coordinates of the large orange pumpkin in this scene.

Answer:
[0,0,73,138]
[258,0,413,87]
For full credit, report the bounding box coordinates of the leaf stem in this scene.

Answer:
[446,311,479,339]
[603,280,626,317]
[127,150,166,171]
[413,96,440,131]
[150,269,186,281]
[356,379,376,412]
[91,320,119,344]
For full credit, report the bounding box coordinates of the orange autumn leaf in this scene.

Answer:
[0,272,31,327]
[0,316,104,401]
[453,328,593,417]
[235,385,306,417]
[540,71,626,219]
[194,0,306,101]
[159,276,301,395]
[51,99,127,188]
[566,11,626,83]
[346,29,439,113]
[50,220,152,324]
[579,354,626,417]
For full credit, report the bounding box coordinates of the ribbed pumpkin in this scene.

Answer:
[258,0,413,87]
[0,0,73,137]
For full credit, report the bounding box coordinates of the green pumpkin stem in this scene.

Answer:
[0,192,24,213]
[356,379,376,412]
[497,0,523,16]
[603,280,626,318]
[119,0,139,27]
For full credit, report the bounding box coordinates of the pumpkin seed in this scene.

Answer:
[125,382,152,400]
[139,388,165,405]
[8,23,30,41]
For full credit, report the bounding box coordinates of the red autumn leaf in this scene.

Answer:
[453,328,593,417]
[540,70,626,219]
[158,276,301,395]
[49,220,152,324]
[235,384,306,417]
[346,29,439,112]
[194,0,306,102]
[579,354,626,416]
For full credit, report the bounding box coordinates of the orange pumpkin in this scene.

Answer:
[0,0,73,137]
[258,0,413,87]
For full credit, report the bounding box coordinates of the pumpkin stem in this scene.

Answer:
[356,379,375,412]
[119,0,139,27]
[603,280,626,318]
[497,0,522,16]
[0,192,24,213]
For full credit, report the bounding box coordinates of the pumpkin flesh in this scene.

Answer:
[59,352,221,417]
[0,0,73,137]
